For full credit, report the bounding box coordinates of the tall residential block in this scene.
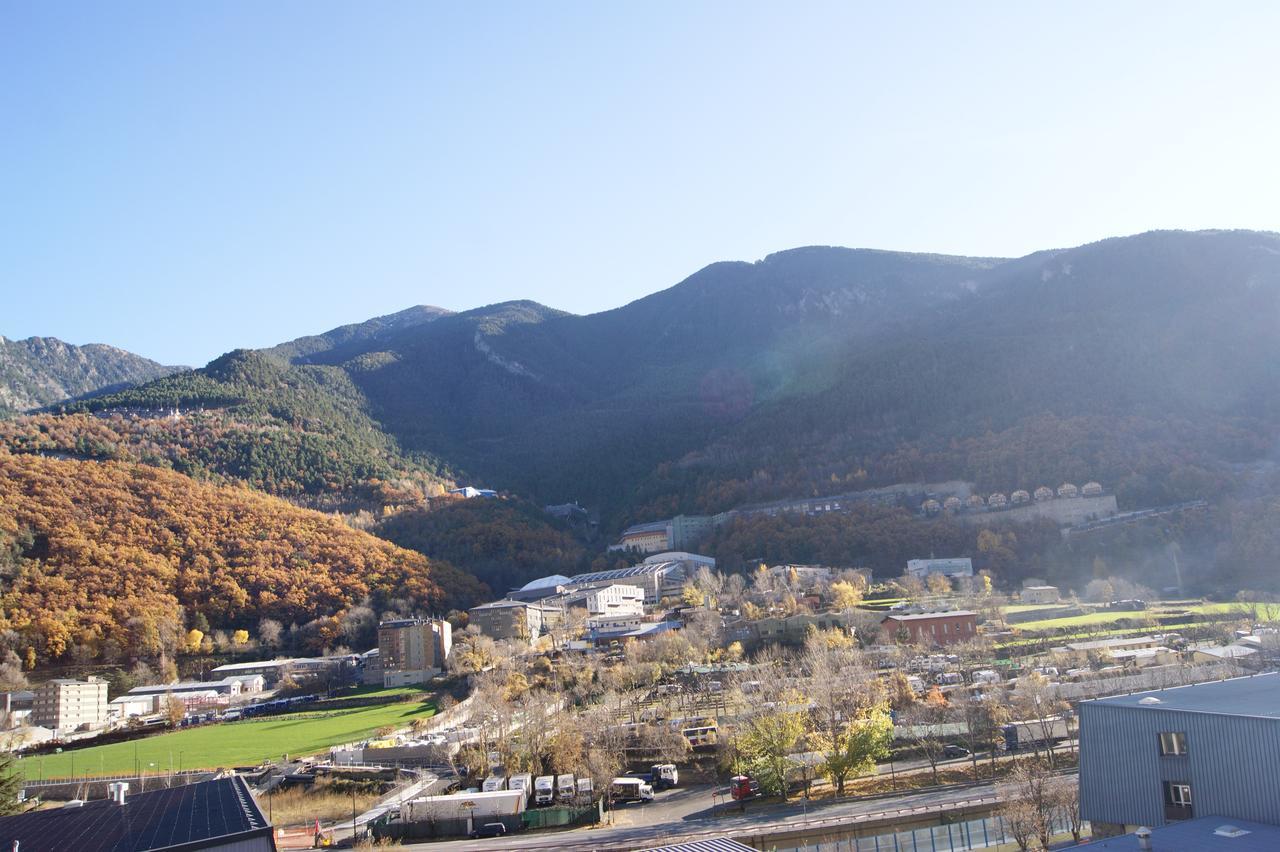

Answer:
[377,618,452,686]
[31,677,109,732]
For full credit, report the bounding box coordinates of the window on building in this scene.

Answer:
[1158,731,1189,756]
[1163,781,1192,809]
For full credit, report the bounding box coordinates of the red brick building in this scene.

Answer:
[880,610,978,647]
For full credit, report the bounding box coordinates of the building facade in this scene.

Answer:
[1022,585,1061,604]
[586,584,645,617]
[31,677,109,731]
[906,558,974,579]
[1079,674,1280,837]
[468,600,558,643]
[880,611,978,646]
[377,618,453,686]
[612,521,671,554]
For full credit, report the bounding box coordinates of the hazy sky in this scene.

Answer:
[4,3,1278,365]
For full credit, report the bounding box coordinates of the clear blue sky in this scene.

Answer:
[3,2,1278,366]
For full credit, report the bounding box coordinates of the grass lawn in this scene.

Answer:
[1012,610,1152,631]
[1003,603,1073,614]
[16,699,436,780]
[1176,601,1280,620]
[318,684,431,701]
[1004,599,1276,635]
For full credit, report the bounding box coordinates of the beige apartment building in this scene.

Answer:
[467,599,560,643]
[31,677,109,731]
[377,618,452,686]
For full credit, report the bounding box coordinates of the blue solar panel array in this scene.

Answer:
[0,776,273,852]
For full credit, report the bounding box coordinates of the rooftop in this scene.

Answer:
[209,659,293,672]
[882,610,977,622]
[640,838,760,852]
[1086,672,1280,719]
[621,520,670,535]
[1075,815,1280,850]
[1065,635,1159,652]
[1196,645,1259,659]
[469,598,559,611]
[0,776,272,852]
[518,574,572,591]
[568,562,683,585]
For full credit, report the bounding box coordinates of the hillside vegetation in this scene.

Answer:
[0,411,440,513]
[9,230,1280,599]
[375,498,594,593]
[76,231,1280,533]
[0,336,180,415]
[0,453,467,667]
[67,349,456,511]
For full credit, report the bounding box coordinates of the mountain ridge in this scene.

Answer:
[0,335,183,415]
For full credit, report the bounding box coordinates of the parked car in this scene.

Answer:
[470,822,507,839]
[943,744,971,758]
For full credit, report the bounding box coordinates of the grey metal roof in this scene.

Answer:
[568,562,681,584]
[1075,815,1280,850]
[1088,672,1280,719]
[640,837,759,852]
[881,610,977,621]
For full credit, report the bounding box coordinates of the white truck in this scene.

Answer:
[481,774,507,793]
[507,773,533,804]
[556,773,576,803]
[533,775,555,806]
[610,777,654,803]
[575,777,593,801]
[651,763,679,789]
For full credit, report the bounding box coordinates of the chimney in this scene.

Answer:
[1136,826,1152,850]
[108,781,129,805]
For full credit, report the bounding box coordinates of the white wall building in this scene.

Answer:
[906,558,974,579]
[586,584,645,617]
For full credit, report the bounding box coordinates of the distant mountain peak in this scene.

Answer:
[0,335,181,414]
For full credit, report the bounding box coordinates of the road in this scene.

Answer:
[404,781,999,851]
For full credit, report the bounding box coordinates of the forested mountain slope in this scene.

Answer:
[0,336,181,415]
[0,452,480,667]
[61,230,1280,535]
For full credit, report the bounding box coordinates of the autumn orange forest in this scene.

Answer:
[0,452,462,668]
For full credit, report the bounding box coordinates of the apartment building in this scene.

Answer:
[377,618,453,686]
[586,584,645,618]
[467,600,560,643]
[31,677,109,731]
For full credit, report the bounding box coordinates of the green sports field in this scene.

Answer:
[1009,600,1280,632]
[15,698,436,780]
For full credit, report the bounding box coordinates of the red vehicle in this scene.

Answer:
[730,775,760,800]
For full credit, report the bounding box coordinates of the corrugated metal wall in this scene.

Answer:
[1079,702,1280,827]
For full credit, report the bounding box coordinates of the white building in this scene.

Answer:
[586,584,645,617]
[31,677,109,732]
[109,694,156,718]
[906,558,974,579]
[1022,585,1061,604]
